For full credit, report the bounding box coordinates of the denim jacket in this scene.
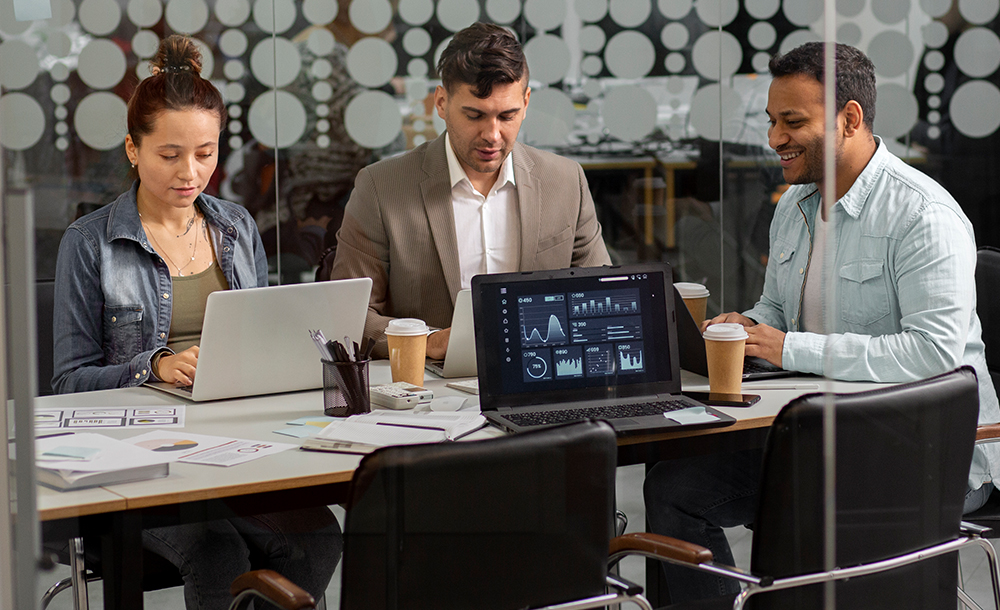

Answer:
[52,182,268,393]
[745,137,1000,488]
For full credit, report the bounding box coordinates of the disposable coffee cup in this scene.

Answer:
[674,282,710,326]
[703,323,748,395]
[385,318,429,386]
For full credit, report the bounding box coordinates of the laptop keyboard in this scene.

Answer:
[503,399,693,428]
[743,358,781,375]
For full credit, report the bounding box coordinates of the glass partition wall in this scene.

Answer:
[4,0,1000,606]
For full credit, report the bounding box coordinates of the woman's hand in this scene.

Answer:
[157,346,199,385]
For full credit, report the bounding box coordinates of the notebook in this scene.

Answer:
[673,287,797,381]
[471,263,736,436]
[145,278,372,401]
[425,289,477,378]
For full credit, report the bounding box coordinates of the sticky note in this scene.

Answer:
[665,406,720,425]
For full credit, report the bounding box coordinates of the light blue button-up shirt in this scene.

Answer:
[745,137,1000,489]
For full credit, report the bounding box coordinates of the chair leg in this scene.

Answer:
[958,585,986,610]
[69,537,90,610]
[968,538,1000,610]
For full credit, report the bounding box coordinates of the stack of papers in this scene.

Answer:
[35,433,172,491]
[301,410,487,454]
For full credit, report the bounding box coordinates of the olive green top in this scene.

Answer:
[168,261,229,353]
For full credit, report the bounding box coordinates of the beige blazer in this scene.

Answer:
[331,134,611,357]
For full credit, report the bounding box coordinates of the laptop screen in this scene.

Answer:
[471,263,681,410]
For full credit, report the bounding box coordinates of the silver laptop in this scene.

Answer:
[425,289,478,378]
[146,278,372,401]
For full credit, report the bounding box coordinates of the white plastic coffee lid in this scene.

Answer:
[702,323,748,341]
[674,282,710,298]
[385,318,429,336]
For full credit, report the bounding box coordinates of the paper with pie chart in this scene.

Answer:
[125,430,294,466]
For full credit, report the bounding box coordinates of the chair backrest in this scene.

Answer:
[750,367,979,609]
[339,420,618,610]
[977,246,1000,386]
[37,279,55,396]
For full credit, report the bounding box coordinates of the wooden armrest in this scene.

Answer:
[977,424,1000,442]
[610,532,714,565]
[230,569,315,610]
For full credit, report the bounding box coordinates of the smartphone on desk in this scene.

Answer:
[683,392,761,407]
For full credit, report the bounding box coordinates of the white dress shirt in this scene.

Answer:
[445,133,521,290]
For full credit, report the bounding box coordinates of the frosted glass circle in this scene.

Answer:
[524,34,571,84]
[315,134,329,147]
[959,0,999,25]
[345,89,403,148]
[955,28,1000,78]
[403,28,432,56]
[485,0,520,22]
[229,104,242,118]
[310,58,332,79]
[224,58,246,80]
[248,90,307,148]
[661,22,689,50]
[0,0,29,36]
[928,126,941,139]
[408,58,428,76]
[55,106,68,119]
[868,30,914,78]
[783,0,822,26]
[229,135,243,149]
[55,122,68,135]
[0,41,39,90]
[350,0,393,33]
[602,85,656,141]
[74,92,127,150]
[49,0,76,28]
[250,38,302,88]
[77,39,125,90]
[56,137,69,150]
[692,30,742,81]
[581,55,604,76]
[695,0,737,27]
[131,30,159,58]
[689,83,743,141]
[928,95,941,109]
[316,103,329,116]
[312,81,332,101]
[576,0,608,22]
[872,83,917,138]
[522,87,576,146]
[129,0,162,29]
[924,73,945,93]
[51,63,70,81]
[745,0,778,19]
[400,0,433,24]
[581,25,607,53]
[872,0,909,24]
[605,31,655,79]
[252,0,295,34]
[215,0,250,26]
[837,22,862,46]
[610,0,652,27]
[347,37,398,87]
[837,0,864,17]
[951,80,1000,137]
[748,21,776,50]
[924,50,945,71]
[920,0,952,17]
[928,110,940,123]
[224,81,245,102]
[665,52,686,72]
[303,0,337,24]
[165,0,209,33]
[752,51,770,73]
[308,28,335,55]
[229,119,242,133]
[922,20,949,48]
[219,28,248,56]
[526,0,566,30]
[79,0,121,36]
[316,118,330,132]
[657,0,692,19]
[50,83,71,104]
[434,38,452,71]
[436,0,479,32]
[0,93,44,150]
[780,29,821,56]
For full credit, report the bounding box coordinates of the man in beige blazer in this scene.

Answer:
[330,23,611,359]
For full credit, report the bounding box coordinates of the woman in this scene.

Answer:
[52,35,340,609]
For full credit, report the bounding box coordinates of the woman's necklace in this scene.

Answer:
[139,210,200,276]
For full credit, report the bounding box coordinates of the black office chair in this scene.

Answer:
[229,569,317,610]
[337,419,651,610]
[976,246,1000,388]
[609,367,1000,609]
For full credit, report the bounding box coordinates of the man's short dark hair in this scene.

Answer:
[436,22,528,98]
[769,42,876,131]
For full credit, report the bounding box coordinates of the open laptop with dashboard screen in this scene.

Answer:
[145,278,372,401]
[471,263,735,436]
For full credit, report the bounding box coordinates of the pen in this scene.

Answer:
[741,384,821,390]
[375,422,448,432]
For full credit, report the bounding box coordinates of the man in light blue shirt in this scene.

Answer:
[644,42,1000,603]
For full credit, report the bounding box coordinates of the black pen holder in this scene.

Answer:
[322,359,371,417]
